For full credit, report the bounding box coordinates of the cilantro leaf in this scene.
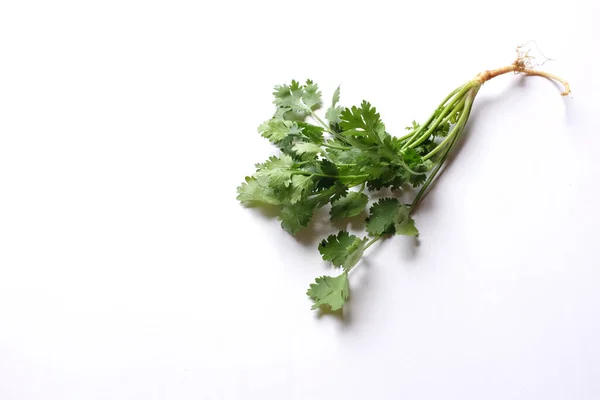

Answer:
[406,120,420,131]
[329,191,368,220]
[366,198,400,236]
[279,201,315,235]
[413,137,438,157]
[326,146,365,164]
[274,106,292,120]
[401,148,423,166]
[325,85,343,126]
[435,121,450,137]
[274,135,297,158]
[393,206,419,236]
[302,79,322,110]
[366,198,418,236]
[312,159,340,190]
[273,80,305,111]
[296,122,324,144]
[273,79,322,113]
[408,172,427,187]
[236,176,281,206]
[258,118,300,144]
[292,142,324,157]
[331,85,341,106]
[339,101,387,143]
[306,272,349,311]
[318,231,368,269]
[367,174,405,191]
[255,154,295,188]
[328,180,349,202]
[288,174,313,204]
[400,148,433,187]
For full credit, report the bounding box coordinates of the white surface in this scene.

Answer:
[1,1,599,399]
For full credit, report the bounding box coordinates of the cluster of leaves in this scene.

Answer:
[237,79,452,311]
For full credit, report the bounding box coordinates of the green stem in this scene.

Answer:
[322,142,350,151]
[410,86,479,210]
[423,89,475,161]
[293,170,369,180]
[406,99,461,149]
[363,236,381,251]
[346,236,382,273]
[397,159,429,176]
[309,110,339,137]
[308,186,336,199]
[400,84,464,149]
[404,82,476,150]
[396,128,420,143]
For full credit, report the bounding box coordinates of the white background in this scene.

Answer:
[1,1,599,399]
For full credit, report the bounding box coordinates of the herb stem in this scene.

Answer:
[363,235,381,251]
[346,236,382,274]
[401,85,463,144]
[396,128,419,143]
[410,88,479,210]
[406,83,475,150]
[423,89,475,161]
[322,143,350,151]
[401,83,471,149]
[294,171,370,180]
[310,110,339,136]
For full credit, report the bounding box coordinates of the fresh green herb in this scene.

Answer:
[237,48,571,312]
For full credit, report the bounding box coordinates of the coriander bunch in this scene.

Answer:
[236,49,570,312]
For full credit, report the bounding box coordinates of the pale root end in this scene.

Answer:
[475,50,571,96]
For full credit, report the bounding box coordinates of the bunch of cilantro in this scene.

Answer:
[236,59,569,312]
[237,78,478,311]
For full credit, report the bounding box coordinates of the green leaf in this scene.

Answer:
[408,173,427,187]
[236,176,281,206]
[307,272,349,311]
[325,85,343,125]
[326,146,364,164]
[331,84,341,105]
[405,120,420,131]
[400,148,433,188]
[279,201,315,235]
[413,137,438,158]
[366,198,419,236]
[292,142,323,157]
[274,135,296,158]
[329,191,368,220]
[318,231,368,269]
[288,174,313,204]
[331,181,349,202]
[341,128,370,138]
[401,148,423,166]
[394,207,419,236]
[302,79,322,110]
[258,118,299,143]
[296,122,324,144]
[272,79,321,113]
[255,154,295,188]
[366,198,400,236]
[273,80,306,112]
[435,121,450,137]
[311,159,338,190]
[274,106,292,120]
[339,101,387,143]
